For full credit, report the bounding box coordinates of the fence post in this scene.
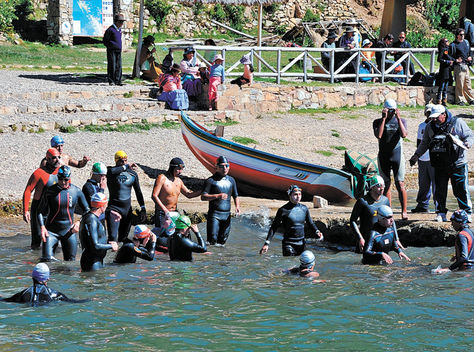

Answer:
[303,51,308,83]
[430,50,436,74]
[381,51,386,83]
[277,49,281,84]
[330,49,335,84]
[355,50,360,84]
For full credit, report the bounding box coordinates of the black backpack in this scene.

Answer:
[429,117,461,168]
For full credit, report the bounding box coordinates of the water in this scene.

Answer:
[0,216,472,351]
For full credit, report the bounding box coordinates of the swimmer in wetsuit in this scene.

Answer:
[286,250,320,279]
[433,210,474,273]
[151,157,201,228]
[350,175,391,252]
[260,185,323,256]
[201,156,240,245]
[38,165,89,262]
[106,150,146,242]
[150,212,181,253]
[168,215,208,261]
[82,162,107,208]
[114,225,157,264]
[362,205,411,265]
[2,263,86,305]
[79,193,118,271]
[39,135,90,169]
[373,99,409,219]
[23,148,60,249]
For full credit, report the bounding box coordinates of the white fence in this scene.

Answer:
[188,45,474,84]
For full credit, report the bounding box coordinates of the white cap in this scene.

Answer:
[362,39,372,47]
[377,205,393,220]
[429,104,446,118]
[300,250,316,268]
[384,99,397,109]
[32,263,50,282]
[213,54,223,62]
[424,103,434,115]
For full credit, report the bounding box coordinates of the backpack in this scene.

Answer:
[429,117,461,168]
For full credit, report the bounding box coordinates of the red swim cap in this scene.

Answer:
[46,148,60,158]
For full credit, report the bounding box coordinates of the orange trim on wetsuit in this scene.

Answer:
[459,230,473,253]
[23,167,59,213]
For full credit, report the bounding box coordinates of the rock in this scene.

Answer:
[313,196,328,208]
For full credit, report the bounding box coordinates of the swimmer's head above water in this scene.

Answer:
[287,185,302,204]
[32,263,50,284]
[169,157,185,176]
[300,250,315,270]
[216,156,230,176]
[377,205,394,227]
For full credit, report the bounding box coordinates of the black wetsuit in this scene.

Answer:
[168,231,207,261]
[287,267,316,278]
[114,238,156,264]
[38,183,89,261]
[450,226,474,270]
[350,194,391,246]
[265,202,320,256]
[106,165,145,242]
[79,211,113,271]
[202,173,238,245]
[82,179,105,207]
[2,284,83,306]
[151,227,171,252]
[362,223,402,265]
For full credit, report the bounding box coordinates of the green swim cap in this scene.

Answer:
[175,215,191,230]
[92,162,107,175]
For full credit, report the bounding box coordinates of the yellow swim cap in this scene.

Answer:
[114,150,127,162]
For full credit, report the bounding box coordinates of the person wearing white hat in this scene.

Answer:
[208,53,225,110]
[2,263,84,305]
[362,205,410,265]
[410,104,437,214]
[409,105,474,222]
[373,98,409,220]
[230,54,254,87]
[286,250,320,279]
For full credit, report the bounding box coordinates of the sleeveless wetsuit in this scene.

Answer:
[114,238,156,263]
[202,173,238,245]
[38,183,89,261]
[23,166,58,249]
[362,223,402,265]
[450,226,474,270]
[168,231,207,261]
[265,202,319,256]
[79,211,112,271]
[106,165,145,242]
[2,284,78,306]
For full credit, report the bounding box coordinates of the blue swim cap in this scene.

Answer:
[32,263,50,282]
[58,165,71,179]
[300,250,315,268]
[50,135,65,147]
[450,209,469,224]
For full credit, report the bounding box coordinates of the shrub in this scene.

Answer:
[145,0,172,29]
[209,4,245,31]
[425,0,461,31]
[302,9,320,23]
[0,0,19,32]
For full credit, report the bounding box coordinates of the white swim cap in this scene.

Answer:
[384,98,397,109]
[377,205,393,220]
[300,250,315,268]
[32,263,50,282]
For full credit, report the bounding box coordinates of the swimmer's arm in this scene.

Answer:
[201,193,226,201]
[234,197,240,215]
[349,202,365,245]
[449,236,469,270]
[180,181,202,199]
[151,175,169,212]
[363,234,379,255]
[87,223,113,251]
[77,190,90,215]
[135,240,156,261]
[132,173,145,208]
[108,165,129,175]
[67,155,90,168]
[23,172,40,214]
[265,208,283,243]
[181,232,207,253]
[305,208,321,238]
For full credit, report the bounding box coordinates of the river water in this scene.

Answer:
[0,215,472,351]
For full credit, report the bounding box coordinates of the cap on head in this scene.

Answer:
[50,135,64,147]
[216,156,228,165]
[133,225,151,239]
[184,47,195,55]
[240,54,251,65]
[368,174,385,189]
[377,205,393,220]
[287,184,302,196]
[32,263,50,282]
[213,54,223,62]
[300,250,315,268]
[114,13,126,22]
[114,150,127,162]
[345,26,355,33]
[384,98,397,109]
[46,148,60,158]
[170,157,184,168]
[429,104,446,118]
[328,32,338,39]
[58,165,71,179]
[424,103,434,116]
[362,39,372,47]
[92,162,107,175]
[175,215,192,230]
[199,62,207,69]
[450,209,469,224]
[91,192,107,208]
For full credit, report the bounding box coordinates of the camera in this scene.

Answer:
[388,108,395,114]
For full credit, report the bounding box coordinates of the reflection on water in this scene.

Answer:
[0,215,472,351]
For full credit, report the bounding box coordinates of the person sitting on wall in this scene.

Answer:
[139,35,162,83]
[157,64,189,111]
[180,47,203,99]
[230,54,254,88]
[321,32,337,70]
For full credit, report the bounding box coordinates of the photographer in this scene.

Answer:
[373,99,408,220]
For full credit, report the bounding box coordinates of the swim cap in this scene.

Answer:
[50,135,64,147]
[32,263,50,282]
[91,192,107,208]
[424,103,434,116]
[287,185,302,196]
[133,225,151,239]
[367,174,385,189]
[169,157,185,168]
[384,99,397,110]
[46,148,60,158]
[114,150,127,162]
[300,250,315,268]
[216,156,229,165]
[450,209,469,224]
[57,165,71,179]
[92,162,107,175]
[175,215,192,230]
[377,205,393,220]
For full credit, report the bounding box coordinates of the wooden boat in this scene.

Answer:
[179,112,355,203]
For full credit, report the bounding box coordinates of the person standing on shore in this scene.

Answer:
[151,157,201,229]
[103,13,126,86]
[373,98,408,220]
[448,28,474,106]
[201,156,240,245]
[260,185,322,256]
[40,136,90,169]
[23,148,60,250]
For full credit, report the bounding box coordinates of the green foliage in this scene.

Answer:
[274,24,287,36]
[84,122,159,133]
[425,0,461,31]
[123,91,134,98]
[232,136,258,145]
[14,0,32,22]
[331,130,340,138]
[209,4,245,31]
[263,4,279,14]
[59,125,78,133]
[302,9,320,23]
[213,119,239,126]
[160,121,180,129]
[314,150,334,157]
[406,17,454,47]
[0,0,19,32]
[331,145,347,151]
[192,2,205,16]
[145,0,172,29]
